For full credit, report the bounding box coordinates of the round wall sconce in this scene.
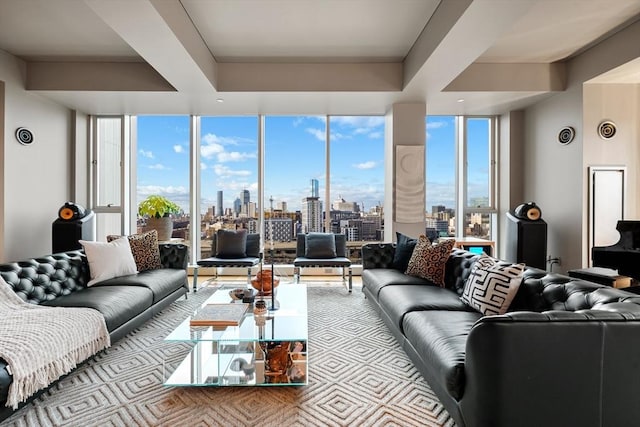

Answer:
[557,126,575,145]
[598,120,616,140]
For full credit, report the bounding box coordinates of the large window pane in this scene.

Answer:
[264,116,326,263]
[200,116,258,260]
[466,118,491,208]
[136,116,189,239]
[425,116,456,239]
[329,116,385,262]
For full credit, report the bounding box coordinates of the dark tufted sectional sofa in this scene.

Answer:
[0,244,190,421]
[362,244,640,427]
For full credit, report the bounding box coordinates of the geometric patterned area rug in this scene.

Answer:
[3,284,455,427]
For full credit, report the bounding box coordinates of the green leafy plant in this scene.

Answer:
[138,195,180,219]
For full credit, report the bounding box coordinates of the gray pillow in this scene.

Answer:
[305,233,337,259]
[246,233,261,258]
[216,229,247,258]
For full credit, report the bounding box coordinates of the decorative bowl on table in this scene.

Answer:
[251,269,280,295]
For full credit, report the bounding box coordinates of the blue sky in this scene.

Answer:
[137,115,487,215]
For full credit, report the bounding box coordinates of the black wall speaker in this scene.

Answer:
[505,211,547,269]
[15,128,34,145]
[558,127,575,145]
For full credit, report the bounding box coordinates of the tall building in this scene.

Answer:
[276,201,287,212]
[301,197,322,233]
[233,197,241,216]
[216,191,223,217]
[310,179,319,198]
[241,189,250,206]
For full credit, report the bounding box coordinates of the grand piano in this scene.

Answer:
[592,220,640,280]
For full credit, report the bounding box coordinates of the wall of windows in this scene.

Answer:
[425,115,497,242]
[93,115,387,264]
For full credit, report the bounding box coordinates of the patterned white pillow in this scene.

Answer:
[461,254,525,315]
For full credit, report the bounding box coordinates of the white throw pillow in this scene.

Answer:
[80,238,138,287]
[461,253,525,316]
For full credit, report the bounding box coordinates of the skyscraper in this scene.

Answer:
[217,191,223,217]
[302,197,322,233]
[310,179,319,198]
[241,189,250,205]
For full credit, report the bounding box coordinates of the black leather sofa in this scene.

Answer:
[362,244,640,427]
[0,243,189,421]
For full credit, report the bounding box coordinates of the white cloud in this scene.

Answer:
[368,131,382,139]
[426,119,448,130]
[173,145,184,153]
[148,163,168,170]
[201,133,255,162]
[213,164,252,177]
[305,128,325,141]
[218,151,256,162]
[332,116,384,128]
[353,161,377,170]
[201,142,224,159]
[139,149,154,159]
[202,133,239,146]
[200,162,207,170]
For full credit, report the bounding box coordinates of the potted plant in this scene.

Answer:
[138,195,181,241]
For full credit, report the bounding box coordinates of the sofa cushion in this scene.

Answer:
[41,285,153,331]
[392,232,417,272]
[94,268,187,304]
[461,254,525,315]
[405,237,455,286]
[216,229,248,258]
[378,284,475,333]
[107,230,162,272]
[305,233,337,258]
[362,269,433,300]
[79,238,138,287]
[403,310,482,401]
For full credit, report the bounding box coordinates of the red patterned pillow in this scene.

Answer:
[405,236,455,287]
[107,229,162,272]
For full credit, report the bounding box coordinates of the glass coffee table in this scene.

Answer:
[163,283,308,386]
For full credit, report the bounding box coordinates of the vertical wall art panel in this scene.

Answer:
[394,145,425,223]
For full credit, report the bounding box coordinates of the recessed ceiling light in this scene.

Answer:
[216,98,224,103]
[457,98,465,103]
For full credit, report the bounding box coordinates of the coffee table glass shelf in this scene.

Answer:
[164,283,308,387]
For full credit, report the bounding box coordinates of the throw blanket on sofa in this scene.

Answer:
[0,278,110,409]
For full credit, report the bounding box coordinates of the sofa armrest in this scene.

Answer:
[159,244,189,269]
[361,243,395,269]
[460,311,640,427]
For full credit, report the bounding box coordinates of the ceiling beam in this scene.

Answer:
[405,0,536,95]
[217,63,403,92]
[403,0,473,87]
[444,62,566,92]
[84,0,218,93]
[26,62,175,91]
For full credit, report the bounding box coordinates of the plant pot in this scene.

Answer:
[144,216,173,241]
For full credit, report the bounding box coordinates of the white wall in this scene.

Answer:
[582,83,640,262]
[1,50,73,261]
[520,19,640,272]
[522,84,583,272]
